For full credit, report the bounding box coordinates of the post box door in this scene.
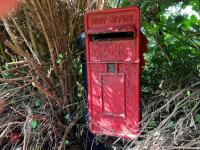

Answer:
[101,73,125,118]
[89,63,140,138]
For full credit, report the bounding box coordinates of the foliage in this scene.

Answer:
[140,2,200,92]
[31,120,38,129]
[114,0,200,149]
[195,114,200,125]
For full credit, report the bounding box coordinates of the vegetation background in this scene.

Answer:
[0,0,199,149]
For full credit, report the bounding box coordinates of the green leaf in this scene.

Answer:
[34,100,42,108]
[64,114,70,121]
[195,114,200,124]
[175,16,185,25]
[167,121,175,129]
[57,53,64,64]
[59,53,64,59]
[147,118,157,129]
[31,120,38,129]
[77,93,81,98]
[64,139,70,145]
[186,90,191,96]
[57,58,62,64]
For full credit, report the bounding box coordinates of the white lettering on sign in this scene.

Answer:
[91,17,107,26]
[110,15,134,24]
[90,14,134,26]
[90,41,134,61]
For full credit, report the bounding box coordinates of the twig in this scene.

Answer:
[6,61,28,66]
[58,118,79,150]
[10,16,41,64]
[0,77,31,83]
[10,106,27,118]
[3,64,29,73]
[162,146,200,150]
[0,121,24,129]
[4,41,54,89]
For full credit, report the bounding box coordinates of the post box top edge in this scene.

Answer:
[85,6,140,16]
[84,6,140,32]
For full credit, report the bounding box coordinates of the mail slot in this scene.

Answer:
[85,7,146,138]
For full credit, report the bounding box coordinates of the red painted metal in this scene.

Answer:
[85,7,143,138]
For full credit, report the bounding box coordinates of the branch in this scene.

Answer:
[6,61,28,66]
[3,64,29,73]
[58,118,79,150]
[0,77,31,83]
[31,81,63,108]
[10,16,41,64]
[4,41,54,90]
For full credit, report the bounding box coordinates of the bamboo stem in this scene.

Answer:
[10,16,41,64]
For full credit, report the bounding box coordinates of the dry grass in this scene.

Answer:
[0,82,79,149]
[0,0,106,149]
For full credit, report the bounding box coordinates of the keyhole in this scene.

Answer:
[107,63,115,73]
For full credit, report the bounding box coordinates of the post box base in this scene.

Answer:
[90,128,140,139]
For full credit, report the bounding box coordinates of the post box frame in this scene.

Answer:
[84,6,141,139]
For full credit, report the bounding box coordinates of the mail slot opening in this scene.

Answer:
[89,31,134,41]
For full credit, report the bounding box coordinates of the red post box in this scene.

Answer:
[85,7,145,138]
